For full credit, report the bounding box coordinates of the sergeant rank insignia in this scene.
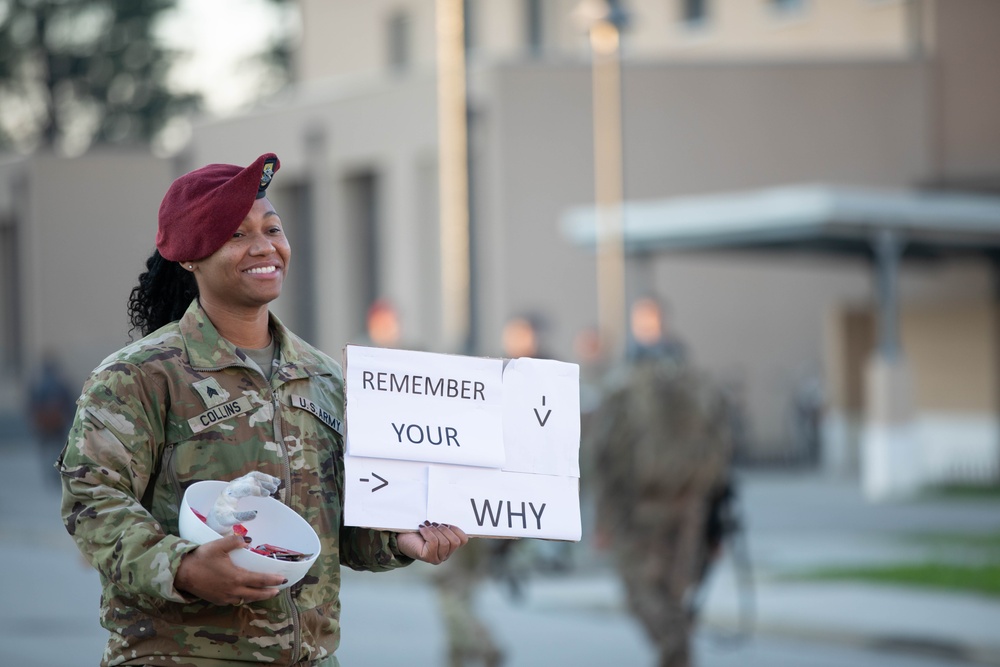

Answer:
[193,377,231,408]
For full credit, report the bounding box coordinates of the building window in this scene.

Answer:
[344,172,381,327]
[526,0,544,56]
[681,0,708,25]
[387,11,410,72]
[771,0,807,13]
[464,0,476,54]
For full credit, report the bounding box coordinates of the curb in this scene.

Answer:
[702,612,1000,667]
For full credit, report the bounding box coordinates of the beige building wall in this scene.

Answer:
[824,305,874,417]
[906,298,1000,483]
[930,0,1000,181]
[475,58,930,450]
[294,0,1000,186]
[296,0,918,83]
[185,73,443,359]
[297,0,437,82]
[903,300,1000,414]
[823,285,1000,481]
[0,152,174,389]
[184,56,934,450]
[628,0,915,58]
[824,258,1000,418]
[4,0,995,465]
[193,0,998,455]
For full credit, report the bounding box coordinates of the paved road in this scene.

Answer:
[337,565,985,667]
[2,439,998,667]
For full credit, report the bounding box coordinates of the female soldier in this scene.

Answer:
[59,153,468,666]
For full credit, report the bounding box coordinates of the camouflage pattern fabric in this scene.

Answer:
[59,299,412,666]
[431,539,504,667]
[585,359,731,667]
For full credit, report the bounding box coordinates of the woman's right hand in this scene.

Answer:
[175,534,287,606]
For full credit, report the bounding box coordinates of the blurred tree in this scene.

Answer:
[0,0,199,155]
[254,0,296,97]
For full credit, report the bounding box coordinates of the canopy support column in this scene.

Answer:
[862,229,920,500]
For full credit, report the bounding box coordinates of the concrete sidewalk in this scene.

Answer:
[0,441,107,666]
[507,468,1000,666]
[2,437,999,666]
[719,469,1000,666]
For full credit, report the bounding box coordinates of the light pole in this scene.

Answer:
[436,0,471,353]
[577,0,629,362]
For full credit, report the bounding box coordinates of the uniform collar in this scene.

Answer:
[178,299,331,382]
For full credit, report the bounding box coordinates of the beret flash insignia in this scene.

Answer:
[257,159,277,198]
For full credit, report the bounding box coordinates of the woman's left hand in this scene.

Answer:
[396,521,469,564]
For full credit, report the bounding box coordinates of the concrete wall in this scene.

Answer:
[4,0,990,460]
[823,265,1000,420]
[477,57,930,450]
[0,151,174,389]
[187,47,978,454]
[295,0,914,84]
[904,299,1000,414]
[184,56,936,452]
[930,0,1000,182]
[823,282,1000,482]
[186,73,443,360]
[297,0,437,81]
[627,0,913,58]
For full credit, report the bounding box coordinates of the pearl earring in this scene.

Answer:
[188,265,193,270]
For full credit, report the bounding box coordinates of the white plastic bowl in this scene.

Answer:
[178,480,321,589]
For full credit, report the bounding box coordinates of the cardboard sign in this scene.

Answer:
[345,345,505,468]
[501,357,580,477]
[343,345,581,541]
[428,465,581,541]
[344,456,428,531]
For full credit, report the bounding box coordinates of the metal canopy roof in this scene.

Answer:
[561,185,1000,258]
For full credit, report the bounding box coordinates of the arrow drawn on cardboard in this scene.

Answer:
[359,472,389,492]
[534,395,552,427]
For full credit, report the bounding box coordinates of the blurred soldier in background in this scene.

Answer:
[499,311,550,360]
[586,296,733,667]
[432,538,506,667]
[359,296,501,664]
[432,311,572,666]
[499,312,572,573]
[360,297,429,351]
[626,294,687,363]
[365,298,403,348]
[574,324,608,416]
[28,351,76,488]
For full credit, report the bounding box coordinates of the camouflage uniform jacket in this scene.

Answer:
[586,358,732,539]
[59,300,412,667]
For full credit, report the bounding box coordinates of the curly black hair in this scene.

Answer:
[127,250,199,339]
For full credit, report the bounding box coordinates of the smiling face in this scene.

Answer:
[189,197,291,314]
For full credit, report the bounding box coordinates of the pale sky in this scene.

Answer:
[156,0,291,116]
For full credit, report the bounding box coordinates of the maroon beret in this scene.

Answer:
[156,153,280,261]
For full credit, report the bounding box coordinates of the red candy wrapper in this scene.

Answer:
[189,507,306,559]
[190,507,247,537]
[249,544,313,562]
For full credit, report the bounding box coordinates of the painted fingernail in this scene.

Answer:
[243,536,253,543]
[431,522,439,527]
[423,520,431,526]
[282,578,288,584]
